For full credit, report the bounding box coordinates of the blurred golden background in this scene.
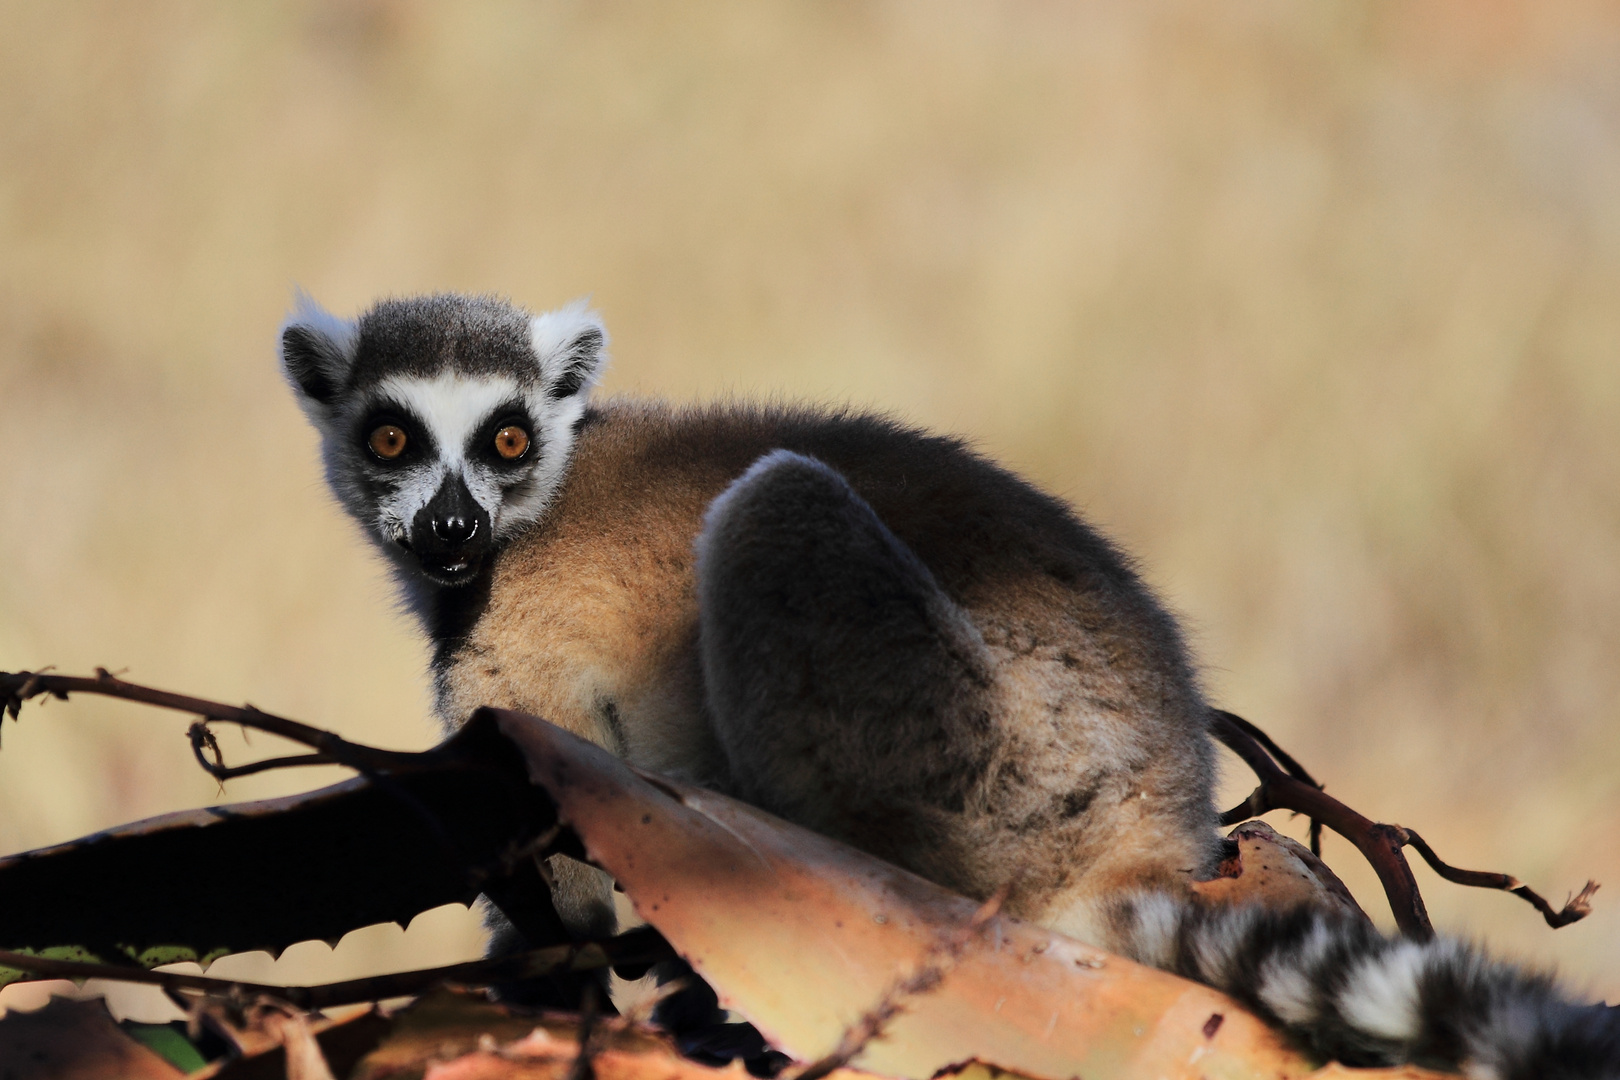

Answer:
[2,1,1617,1018]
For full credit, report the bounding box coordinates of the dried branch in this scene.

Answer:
[0,927,672,1012]
[1215,710,1322,789]
[188,720,334,780]
[1215,709,1325,854]
[1213,709,1597,940]
[0,668,438,776]
[565,982,606,1080]
[1400,829,1599,929]
[1214,708,1432,938]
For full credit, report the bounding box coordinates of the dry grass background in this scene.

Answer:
[1,0,1617,1020]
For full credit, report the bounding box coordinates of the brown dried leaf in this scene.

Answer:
[1193,821,1369,922]
[396,1008,886,1080]
[194,1007,393,1080]
[340,988,765,1080]
[0,996,183,1080]
[349,989,580,1080]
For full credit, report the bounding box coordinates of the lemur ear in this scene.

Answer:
[529,301,609,399]
[279,291,359,408]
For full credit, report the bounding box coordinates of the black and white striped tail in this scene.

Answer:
[1110,894,1620,1078]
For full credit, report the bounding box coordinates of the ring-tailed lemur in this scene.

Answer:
[280,292,1617,1077]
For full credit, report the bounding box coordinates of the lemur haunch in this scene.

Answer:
[282,293,1617,1078]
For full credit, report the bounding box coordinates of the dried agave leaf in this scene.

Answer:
[0,716,555,987]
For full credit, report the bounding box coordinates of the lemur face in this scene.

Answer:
[279,293,607,587]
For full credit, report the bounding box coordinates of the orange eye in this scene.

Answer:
[494,425,529,460]
[369,424,408,460]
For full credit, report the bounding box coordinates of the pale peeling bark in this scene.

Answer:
[494,709,1453,1080]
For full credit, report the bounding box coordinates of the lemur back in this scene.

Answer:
[281,293,1620,1078]
[434,401,1219,936]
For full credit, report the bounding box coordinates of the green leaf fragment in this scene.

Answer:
[126,943,233,970]
[0,945,106,988]
[123,1022,209,1072]
[0,943,234,988]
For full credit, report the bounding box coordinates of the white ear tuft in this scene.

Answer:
[529,300,609,399]
[279,289,360,409]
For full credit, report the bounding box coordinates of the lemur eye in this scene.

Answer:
[494,425,530,460]
[369,424,408,460]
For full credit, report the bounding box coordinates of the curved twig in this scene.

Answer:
[1401,829,1599,929]
[187,720,335,780]
[1214,710,1597,940]
[1214,710,1325,853]
[1212,710,1432,939]
[1215,710,1322,788]
[0,669,435,775]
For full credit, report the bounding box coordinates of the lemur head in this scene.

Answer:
[280,292,608,588]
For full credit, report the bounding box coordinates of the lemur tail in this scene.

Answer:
[1108,894,1619,1078]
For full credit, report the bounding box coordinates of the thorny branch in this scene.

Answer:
[0,927,673,1013]
[1212,709,1598,940]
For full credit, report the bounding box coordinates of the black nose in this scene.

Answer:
[432,514,476,544]
[412,474,492,570]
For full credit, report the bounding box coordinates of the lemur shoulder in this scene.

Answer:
[281,292,1618,1079]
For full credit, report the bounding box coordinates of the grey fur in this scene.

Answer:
[282,292,1618,1077]
[698,450,1001,895]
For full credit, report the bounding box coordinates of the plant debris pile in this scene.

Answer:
[0,670,1599,1080]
